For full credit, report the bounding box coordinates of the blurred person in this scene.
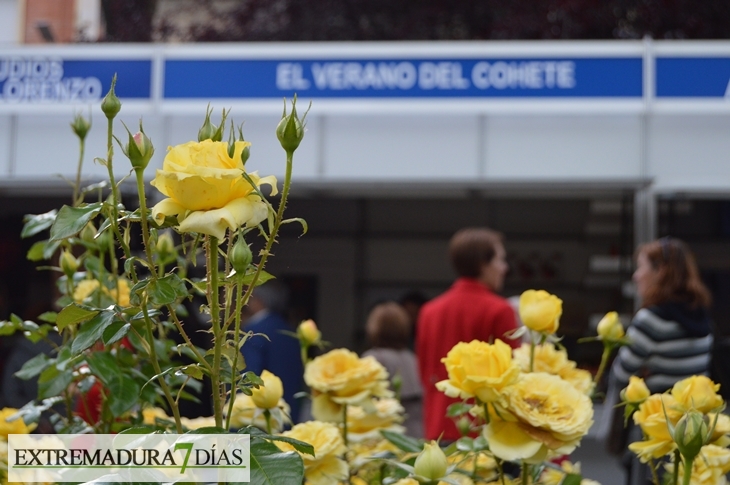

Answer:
[606,237,713,485]
[242,281,304,423]
[363,301,423,438]
[416,227,520,441]
[398,290,429,345]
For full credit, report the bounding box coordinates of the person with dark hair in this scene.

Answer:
[398,290,429,345]
[607,237,713,485]
[241,281,304,424]
[612,237,712,393]
[416,227,520,441]
[363,301,423,438]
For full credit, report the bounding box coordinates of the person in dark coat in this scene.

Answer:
[241,282,304,423]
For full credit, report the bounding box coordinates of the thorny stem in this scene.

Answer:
[73,137,85,206]
[207,235,224,428]
[225,276,245,431]
[135,168,182,433]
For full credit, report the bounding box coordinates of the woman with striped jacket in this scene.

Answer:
[610,237,713,485]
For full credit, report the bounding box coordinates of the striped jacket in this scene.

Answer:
[611,304,713,394]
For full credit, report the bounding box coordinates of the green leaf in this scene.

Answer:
[237,437,305,485]
[239,270,276,287]
[147,274,188,306]
[15,353,51,380]
[21,210,57,238]
[102,321,130,345]
[446,402,472,417]
[380,429,423,453]
[562,474,583,485]
[241,426,314,456]
[26,241,45,261]
[455,437,474,452]
[180,365,204,380]
[86,351,140,416]
[57,304,99,332]
[72,310,117,353]
[49,203,103,242]
[37,365,73,399]
[37,312,58,323]
[281,217,308,235]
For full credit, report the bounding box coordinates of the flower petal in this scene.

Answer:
[484,420,544,462]
[151,198,186,224]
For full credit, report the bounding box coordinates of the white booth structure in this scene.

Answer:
[1,40,730,352]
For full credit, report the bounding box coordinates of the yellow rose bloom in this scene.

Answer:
[484,373,593,463]
[666,444,730,485]
[513,343,572,375]
[297,319,322,346]
[436,339,520,404]
[393,479,420,485]
[106,278,131,307]
[150,140,277,241]
[0,408,36,439]
[73,279,100,303]
[513,343,592,395]
[629,393,683,462]
[671,375,723,414]
[519,290,562,334]
[224,393,290,432]
[280,421,348,485]
[558,367,594,396]
[448,452,497,482]
[541,461,581,485]
[305,349,392,405]
[347,398,405,442]
[596,311,624,341]
[141,406,170,425]
[179,415,216,430]
[623,376,651,404]
[251,370,284,410]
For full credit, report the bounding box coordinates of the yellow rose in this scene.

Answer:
[623,376,650,404]
[224,393,290,432]
[513,343,572,375]
[596,311,624,341]
[106,278,131,307]
[150,140,277,241]
[280,421,348,485]
[393,480,420,485]
[519,290,562,334]
[73,279,100,303]
[513,343,593,394]
[629,393,683,462]
[305,349,392,405]
[0,408,36,439]
[484,373,593,463]
[448,452,497,481]
[251,370,284,410]
[665,444,730,485]
[179,415,216,430]
[558,367,594,396]
[347,398,404,442]
[541,461,581,485]
[297,319,322,346]
[141,406,170,425]
[671,375,723,414]
[436,339,520,404]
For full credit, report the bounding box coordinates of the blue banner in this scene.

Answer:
[656,57,730,97]
[0,57,152,103]
[164,57,643,99]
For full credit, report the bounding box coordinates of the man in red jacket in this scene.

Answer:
[416,227,520,441]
